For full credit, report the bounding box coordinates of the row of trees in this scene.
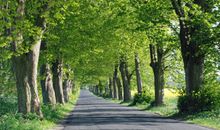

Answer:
[0,0,219,117]
[89,0,220,109]
[0,0,79,117]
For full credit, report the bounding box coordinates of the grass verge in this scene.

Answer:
[0,90,79,130]
[105,89,220,130]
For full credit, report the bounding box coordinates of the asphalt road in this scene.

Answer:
[54,90,212,130]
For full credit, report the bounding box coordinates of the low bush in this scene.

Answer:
[132,91,152,105]
[0,96,17,116]
[177,86,220,113]
[102,93,110,98]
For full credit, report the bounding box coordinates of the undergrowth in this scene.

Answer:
[0,90,79,130]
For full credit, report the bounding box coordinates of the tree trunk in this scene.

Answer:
[12,0,44,117]
[40,64,56,105]
[95,85,98,95]
[13,56,31,115]
[69,80,73,94]
[113,65,118,99]
[63,79,71,103]
[150,44,164,106]
[119,58,131,102]
[108,77,113,98]
[171,0,205,95]
[185,53,204,94]
[105,82,109,96]
[52,59,65,104]
[98,80,103,96]
[135,53,143,94]
[116,77,123,100]
[13,34,43,116]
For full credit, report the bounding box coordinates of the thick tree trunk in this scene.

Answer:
[13,56,31,114]
[150,44,164,106]
[135,53,143,94]
[95,85,98,95]
[63,79,71,103]
[185,53,204,94]
[98,80,103,96]
[108,77,113,98]
[13,34,43,116]
[40,64,56,105]
[113,65,118,99]
[125,63,131,86]
[152,68,164,106]
[105,82,109,96]
[171,0,205,95]
[69,80,73,94]
[116,77,123,100]
[119,58,131,102]
[12,0,49,116]
[52,59,65,104]
[12,0,44,116]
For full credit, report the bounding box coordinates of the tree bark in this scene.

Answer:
[105,82,109,96]
[40,64,56,105]
[52,59,65,104]
[119,58,131,102]
[13,55,31,114]
[11,0,48,116]
[13,32,43,116]
[98,80,103,96]
[135,53,143,94]
[95,85,98,95]
[170,0,205,95]
[108,77,113,98]
[113,65,118,99]
[69,80,73,94]
[63,70,73,103]
[63,79,71,103]
[116,77,123,100]
[150,44,164,106]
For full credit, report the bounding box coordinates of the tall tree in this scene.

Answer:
[113,65,118,99]
[119,57,131,102]
[116,77,123,100]
[52,58,65,104]
[150,44,165,106]
[108,77,113,98]
[135,53,143,94]
[11,0,47,116]
[170,0,216,95]
[40,63,56,105]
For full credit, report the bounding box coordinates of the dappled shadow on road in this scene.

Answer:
[63,114,179,126]
[58,90,212,130]
[61,91,180,127]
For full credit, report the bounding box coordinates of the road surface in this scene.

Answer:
[55,90,212,130]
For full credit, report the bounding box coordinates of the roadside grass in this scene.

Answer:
[106,89,220,130]
[0,90,79,130]
[175,110,220,130]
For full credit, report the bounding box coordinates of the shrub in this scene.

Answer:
[0,96,17,116]
[177,86,220,113]
[132,91,152,105]
[102,93,110,98]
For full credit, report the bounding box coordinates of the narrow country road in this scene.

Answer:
[55,90,212,130]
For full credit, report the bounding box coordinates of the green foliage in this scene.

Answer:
[177,86,220,113]
[132,91,152,105]
[0,60,16,96]
[0,96,17,116]
[102,93,110,98]
[0,0,220,129]
[0,91,79,130]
